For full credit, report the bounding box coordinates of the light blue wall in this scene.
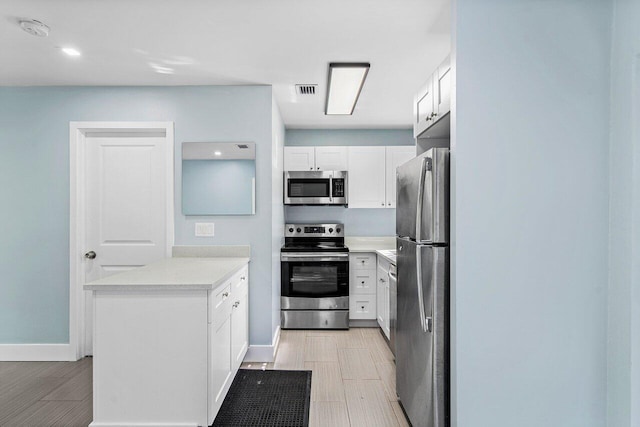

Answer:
[285,129,414,236]
[271,99,285,340]
[0,86,277,346]
[452,1,611,426]
[608,1,640,425]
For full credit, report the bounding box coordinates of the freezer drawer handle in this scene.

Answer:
[425,316,433,332]
[415,246,429,333]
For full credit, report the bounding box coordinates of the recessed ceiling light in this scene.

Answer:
[214,151,222,156]
[325,63,370,115]
[19,19,50,37]
[61,47,81,57]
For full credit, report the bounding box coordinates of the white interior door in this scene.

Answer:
[83,132,171,355]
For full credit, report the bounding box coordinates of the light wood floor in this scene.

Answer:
[0,328,406,427]
[0,356,92,426]
[241,327,409,427]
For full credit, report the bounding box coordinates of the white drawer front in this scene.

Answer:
[349,295,377,320]
[350,253,376,270]
[350,271,376,294]
[209,283,232,326]
[231,266,249,298]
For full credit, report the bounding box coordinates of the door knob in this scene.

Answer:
[84,251,96,259]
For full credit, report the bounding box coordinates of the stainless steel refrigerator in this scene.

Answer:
[396,147,449,427]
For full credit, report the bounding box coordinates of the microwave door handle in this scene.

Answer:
[329,176,333,202]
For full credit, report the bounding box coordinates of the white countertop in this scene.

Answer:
[376,249,397,265]
[345,236,396,252]
[84,257,250,291]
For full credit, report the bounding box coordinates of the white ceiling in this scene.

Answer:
[0,0,450,129]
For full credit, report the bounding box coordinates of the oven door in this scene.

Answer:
[281,253,349,309]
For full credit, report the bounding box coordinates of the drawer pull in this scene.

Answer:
[223,292,229,298]
[233,301,240,308]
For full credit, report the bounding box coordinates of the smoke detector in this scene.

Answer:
[295,84,317,95]
[19,19,50,37]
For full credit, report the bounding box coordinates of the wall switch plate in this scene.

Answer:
[195,223,214,237]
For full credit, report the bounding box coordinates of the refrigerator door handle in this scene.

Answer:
[415,157,431,241]
[415,245,429,333]
[432,250,440,426]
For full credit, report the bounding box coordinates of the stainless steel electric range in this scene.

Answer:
[280,223,349,329]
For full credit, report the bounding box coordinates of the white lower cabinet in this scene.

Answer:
[208,316,232,423]
[349,253,377,320]
[376,257,391,339]
[231,272,249,371]
[208,264,249,426]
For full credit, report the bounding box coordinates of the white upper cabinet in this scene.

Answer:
[284,147,315,171]
[414,54,451,139]
[284,146,348,171]
[347,146,387,208]
[385,146,415,208]
[314,146,348,170]
[414,76,435,138]
[435,56,451,117]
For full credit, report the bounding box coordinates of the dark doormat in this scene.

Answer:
[212,369,312,427]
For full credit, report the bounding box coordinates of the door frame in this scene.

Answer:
[69,121,175,360]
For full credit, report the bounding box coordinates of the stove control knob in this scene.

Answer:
[296,228,302,233]
[288,227,294,233]
[329,228,334,233]
[336,227,341,233]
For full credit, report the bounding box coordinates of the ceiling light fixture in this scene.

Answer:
[325,62,370,115]
[61,47,81,57]
[214,151,222,156]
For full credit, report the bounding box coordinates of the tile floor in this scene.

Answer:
[0,327,406,426]
[241,327,409,427]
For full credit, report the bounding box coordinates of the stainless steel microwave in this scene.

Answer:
[284,171,348,205]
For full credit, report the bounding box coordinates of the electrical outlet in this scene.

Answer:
[195,223,214,237]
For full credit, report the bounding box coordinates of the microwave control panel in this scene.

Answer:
[332,179,345,197]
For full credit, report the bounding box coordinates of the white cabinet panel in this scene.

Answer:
[315,146,348,170]
[208,315,232,424]
[284,146,348,171]
[347,146,386,208]
[436,56,451,118]
[385,146,415,208]
[284,147,315,171]
[230,266,249,371]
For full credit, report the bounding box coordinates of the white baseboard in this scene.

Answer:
[244,326,281,362]
[0,344,74,361]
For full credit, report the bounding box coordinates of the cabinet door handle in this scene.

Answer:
[233,301,240,308]
[223,292,229,298]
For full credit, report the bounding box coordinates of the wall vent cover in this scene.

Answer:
[295,84,317,95]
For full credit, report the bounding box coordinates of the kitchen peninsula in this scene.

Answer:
[84,246,250,427]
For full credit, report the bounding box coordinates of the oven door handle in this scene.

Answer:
[281,253,349,262]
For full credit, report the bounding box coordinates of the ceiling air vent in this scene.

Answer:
[295,84,317,95]
[236,144,249,149]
